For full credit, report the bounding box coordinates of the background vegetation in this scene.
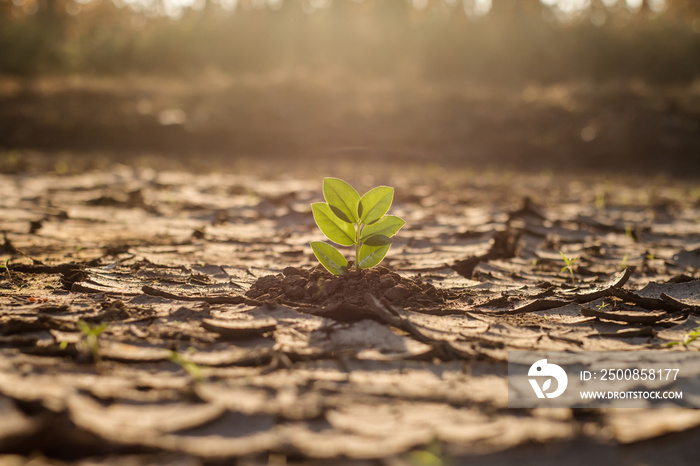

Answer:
[1,0,699,83]
[1,1,699,176]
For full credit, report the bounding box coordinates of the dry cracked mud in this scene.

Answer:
[1,161,699,465]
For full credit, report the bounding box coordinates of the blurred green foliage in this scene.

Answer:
[0,0,698,82]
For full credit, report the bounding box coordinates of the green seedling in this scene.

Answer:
[665,328,700,347]
[0,259,10,281]
[168,350,203,382]
[310,177,405,275]
[596,301,609,310]
[77,320,108,368]
[559,251,578,286]
[594,191,606,210]
[619,254,629,270]
[407,440,449,466]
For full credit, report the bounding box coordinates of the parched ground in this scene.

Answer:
[1,159,699,465]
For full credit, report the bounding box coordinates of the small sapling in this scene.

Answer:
[168,349,203,383]
[0,259,10,281]
[77,320,108,370]
[559,251,578,287]
[310,177,405,275]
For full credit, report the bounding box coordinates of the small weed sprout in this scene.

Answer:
[596,301,609,310]
[407,440,448,466]
[665,328,700,348]
[619,254,628,270]
[310,177,405,275]
[594,191,606,210]
[77,320,108,369]
[0,258,11,281]
[559,251,578,287]
[168,350,203,383]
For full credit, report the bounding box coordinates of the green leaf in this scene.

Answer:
[329,205,353,224]
[357,242,391,269]
[360,215,405,242]
[362,234,393,247]
[312,203,356,246]
[323,178,360,224]
[359,186,394,225]
[310,241,349,276]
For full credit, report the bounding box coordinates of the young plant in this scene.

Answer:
[77,320,108,368]
[407,440,448,466]
[0,259,10,281]
[310,177,405,275]
[665,328,700,347]
[559,251,578,286]
[619,254,629,270]
[168,350,203,383]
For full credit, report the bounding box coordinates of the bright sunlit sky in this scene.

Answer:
[118,0,667,19]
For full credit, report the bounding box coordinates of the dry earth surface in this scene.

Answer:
[1,159,700,465]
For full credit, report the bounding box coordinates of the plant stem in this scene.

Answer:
[355,224,360,271]
[2,259,10,281]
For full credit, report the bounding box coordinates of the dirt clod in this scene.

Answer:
[384,284,410,302]
[379,274,397,288]
[283,266,302,277]
[283,274,307,288]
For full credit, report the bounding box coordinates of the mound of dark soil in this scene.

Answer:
[245,265,445,308]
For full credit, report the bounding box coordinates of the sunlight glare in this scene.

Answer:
[626,0,643,11]
[558,0,591,15]
[413,0,429,11]
[648,0,666,13]
[267,0,283,10]
[463,0,492,17]
[580,125,597,142]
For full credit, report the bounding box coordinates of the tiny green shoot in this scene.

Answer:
[596,301,609,310]
[77,320,108,368]
[168,350,203,382]
[619,254,628,270]
[559,251,578,287]
[0,258,10,281]
[665,328,700,347]
[407,440,448,466]
[310,177,405,275]
[594,191,606,210]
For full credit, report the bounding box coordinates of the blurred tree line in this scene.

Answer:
[0,0,699,82]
